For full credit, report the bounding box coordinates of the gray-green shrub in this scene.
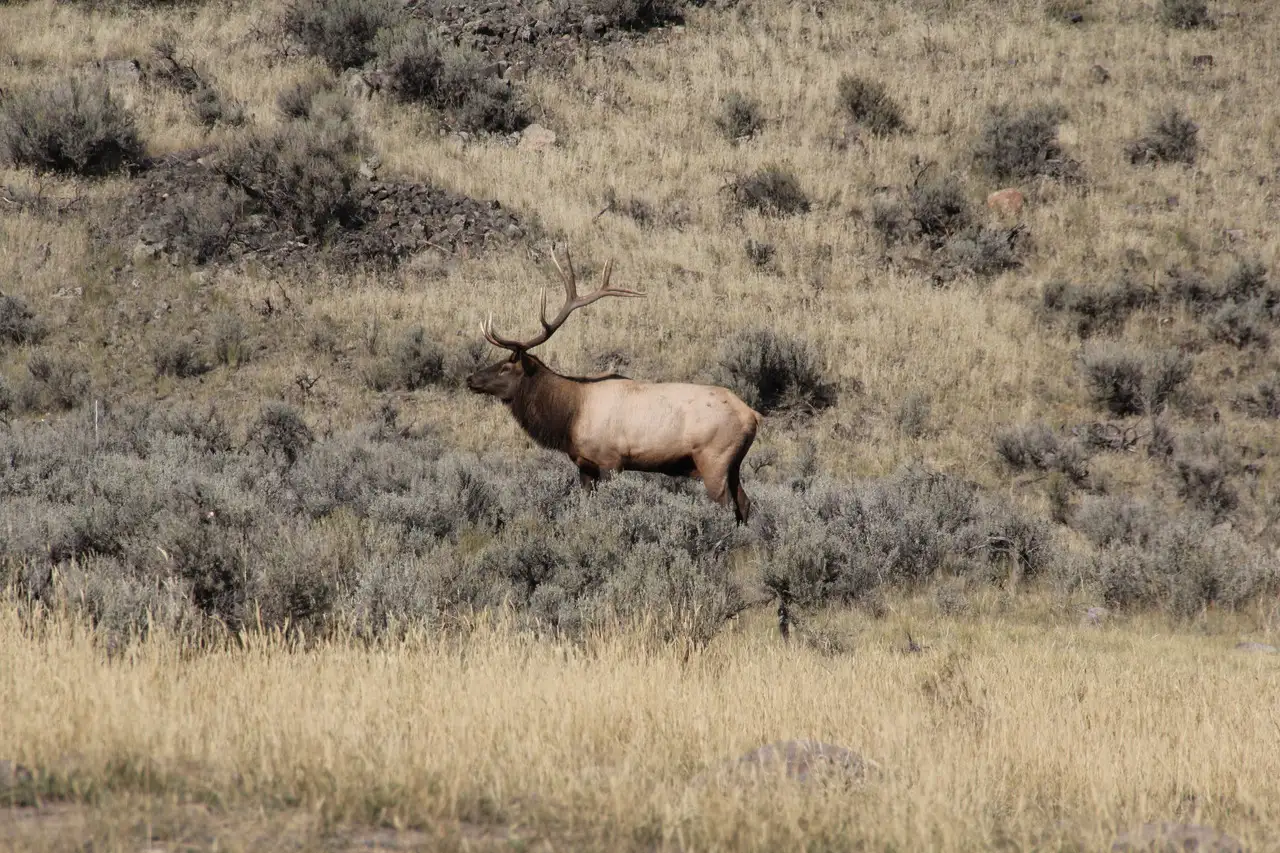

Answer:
[0,76,144,176]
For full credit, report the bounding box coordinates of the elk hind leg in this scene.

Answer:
[695,456,735,514]
[728,461,751,524]
[728,429,758,524]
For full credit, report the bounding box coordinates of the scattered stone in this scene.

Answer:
[1189,54,1215,70]
[1110,822,1243,852]
[400,0,686,71]
[1090,64,1112,84]
[695,740,878,788]
[986,188,1025,218]
[108,151,527,270]
[1083,606,1110,627]
[1235,641,1277,654]
[518,123,557,152]
[1223,228,1246,243]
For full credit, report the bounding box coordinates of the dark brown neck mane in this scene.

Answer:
[507,357,599,453]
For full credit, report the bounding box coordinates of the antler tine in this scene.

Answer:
[549,245,577,300]
[562,245,577,299]
[482,313,525,352]
[479,249,645,353]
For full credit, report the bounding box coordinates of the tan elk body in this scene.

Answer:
[466,249,762,522]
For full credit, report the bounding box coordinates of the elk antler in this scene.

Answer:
[481,246,644,352]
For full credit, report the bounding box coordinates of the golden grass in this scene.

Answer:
[3,596,1279,851]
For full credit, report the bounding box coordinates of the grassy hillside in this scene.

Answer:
[1,0,1279,847]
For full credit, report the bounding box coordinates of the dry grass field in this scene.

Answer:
[2,0,1280,848]
[3,596,1280,852]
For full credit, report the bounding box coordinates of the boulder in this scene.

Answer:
[518,123,557,152]
[987,188,1025,218]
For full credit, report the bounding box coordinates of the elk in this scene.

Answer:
[466,248,762,522]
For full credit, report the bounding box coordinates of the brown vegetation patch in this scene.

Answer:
[110,149,526,268]
[402,0,690,72]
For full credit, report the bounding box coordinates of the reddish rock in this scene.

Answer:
[987,188,1025,217]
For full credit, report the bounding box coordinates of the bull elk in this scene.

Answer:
[466,248,762,522]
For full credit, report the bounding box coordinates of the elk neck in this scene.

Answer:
[506,357,585,454]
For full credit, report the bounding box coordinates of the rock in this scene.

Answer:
[518,123,557,152]
[131,239,165,265]
[986,188,1025,217]
[1223,229,1246,243]
[1111,822,1243,852]
[1190,54,1215,70]
[696,740,878,788]
[1235,641,1278,654]
[1090,64,1111,84]
[1082,606,1110,627]
[342,69,377,101]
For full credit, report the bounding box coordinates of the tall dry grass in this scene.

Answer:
[3,596,1280,851]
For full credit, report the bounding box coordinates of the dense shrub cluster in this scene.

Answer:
[1088,520,1271,617]
[1125,108,1198,166]
[974,104,1080,182]
[0,408,1080,644]
[152,40,246,129]
[364,326,448,391]
[584,0,684,30]
[872,177,970,246]
[714,91,765,142]
[1234,377,1280,419]
[994,422,1090,483]
[375,24,529,133]
[1158,0,1212,29]
[0,76,144,176]
[1041,277,1157,338]
[1043,261,1277,346]
[280,0,397,71]
[716,329,836,415]
[17,351,91,413]
[871,176,1025,277]
[1079,343,1191,417]
[730,167,810,217]
[836,74,906,136]
[759,467,1054,606]
[0,296,47,347]
[219,117,365,240]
